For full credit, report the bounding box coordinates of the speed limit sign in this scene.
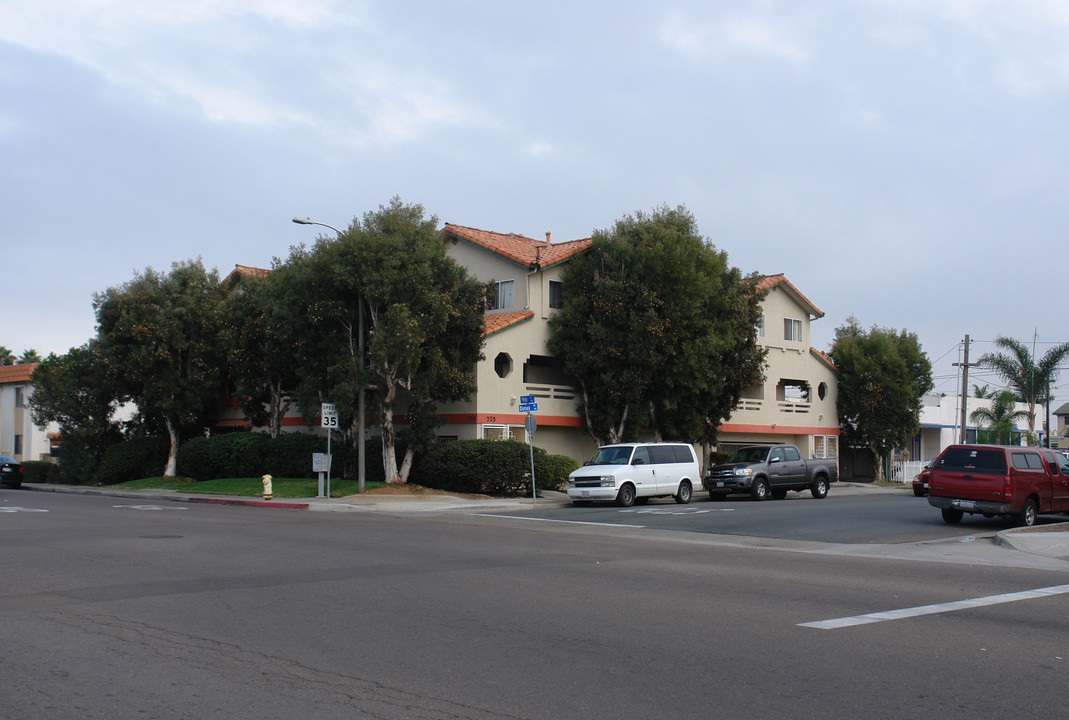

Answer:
[321,403,339,428]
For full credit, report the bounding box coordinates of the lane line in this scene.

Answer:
[799,584,1069,629]
[474,513,646,528]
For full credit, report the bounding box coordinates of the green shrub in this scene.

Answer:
[412,439,570,497]
[22,460,65,484]
[97,437,169,485]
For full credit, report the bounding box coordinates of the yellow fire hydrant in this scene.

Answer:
[262,474,273,500]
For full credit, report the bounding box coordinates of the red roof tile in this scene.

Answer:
[756,273,824,318]
[0,363,38,384]
[483,311,534,337]
[442,224,592,270]
[223,264,270,286]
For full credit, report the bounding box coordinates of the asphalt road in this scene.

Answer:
[2,489,1068,719]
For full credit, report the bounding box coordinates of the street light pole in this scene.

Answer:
[292,217,367,493]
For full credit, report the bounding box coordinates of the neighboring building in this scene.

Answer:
[907,392,1036,462]
[0,363,56,461]
[1052,402,1069,449]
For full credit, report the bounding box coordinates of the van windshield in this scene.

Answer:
[587,446,633,465]
[728,447,772,463]
[935,448,1007,474]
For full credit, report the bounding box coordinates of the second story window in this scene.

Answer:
[756,314,765,338]
[15,387,25,408]
[489,279,514,310]
[784,318,802,342]
[549,280,563,309]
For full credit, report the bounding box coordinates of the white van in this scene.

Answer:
[567,442,701,506]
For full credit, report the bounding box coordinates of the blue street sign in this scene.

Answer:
[518,402,538,413]
[520,395,535,404]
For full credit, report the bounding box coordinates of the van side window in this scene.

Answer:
[671,445,693,463]
[632,447,651,465]
[649,446,676,464]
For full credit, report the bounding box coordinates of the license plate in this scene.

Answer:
[956,500,977,510]
[581,491,589,497]
[716,481,725,488]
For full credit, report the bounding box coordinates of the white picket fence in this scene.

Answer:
[890,460,926,484]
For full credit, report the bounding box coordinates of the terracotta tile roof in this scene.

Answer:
[223,264,270,286]
[483,311,534,337]
[810,348,838,373]
[756,273,824,318]
[0,363,38,384]
[441,224,592,270]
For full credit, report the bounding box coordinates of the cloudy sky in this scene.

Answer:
[3,0,1066,405]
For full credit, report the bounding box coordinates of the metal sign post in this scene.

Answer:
[525,410,537,501]
[321,403,338,498]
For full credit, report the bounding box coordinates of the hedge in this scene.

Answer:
[21,460,65,484]
[411,439,578,497]
[97,437,170,485]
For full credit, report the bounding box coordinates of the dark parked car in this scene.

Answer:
[0,454,24,488]
[912,460,933,496]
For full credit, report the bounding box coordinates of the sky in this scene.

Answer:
[2,0,1067,409]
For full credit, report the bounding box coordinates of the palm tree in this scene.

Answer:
[17,348,42,364]
[978,336,1069,443]
[969,390,1029,445]
[0,346,14,365]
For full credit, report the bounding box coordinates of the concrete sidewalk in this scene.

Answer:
[19,481,1069,560]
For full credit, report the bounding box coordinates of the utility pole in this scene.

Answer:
[953,334,979,444]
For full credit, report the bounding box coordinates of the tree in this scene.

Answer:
[969,390,1028,445]
[548,204,767,446]
[222,268,302,437]
[292,197,487,484]
[977,336,1069,444]
[28,342,122,482]
[17,349,42,364]
[830,317,933,482]
[94,259,227,477]
[0,346,13,365]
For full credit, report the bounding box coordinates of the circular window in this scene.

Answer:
[494,352,512,379]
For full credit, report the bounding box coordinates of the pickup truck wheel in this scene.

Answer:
[750,478,769,501]
[941,508,963,524]
[674,481,692,504]
[810,477,829,499]
[771,488,787,500]
[1015,498,1038,527]
[616,484,636,507]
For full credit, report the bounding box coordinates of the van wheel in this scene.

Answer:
[675,481,692,504]
[941,508,963,524]
[750,478,769,501]
[771,489,788,500]
[616,484,636,507]
[1015,498,1038,527]
[811,477,829,499]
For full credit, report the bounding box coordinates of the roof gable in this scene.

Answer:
[757,273,824,319]
[442,224,591,271]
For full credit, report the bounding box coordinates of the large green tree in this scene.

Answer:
[548,204,767,446]
[28,342,122,482]
[94,259,227,477]
[292,197,487,484]
[830,317,933,482]
[977,336,1069,444]
[222,267,302,438]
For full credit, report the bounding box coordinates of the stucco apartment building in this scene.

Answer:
[0,363,54,461]
[435,225,839,465]
[216,225,840,467]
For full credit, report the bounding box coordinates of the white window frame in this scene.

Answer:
[489,280,514,310]
[784,317,802,343]
[548,280,563,310]
[756,314,765,339]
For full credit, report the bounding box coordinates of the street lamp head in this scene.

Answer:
[292,217,314,225]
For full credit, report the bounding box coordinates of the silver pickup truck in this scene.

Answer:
[702,444,838,501]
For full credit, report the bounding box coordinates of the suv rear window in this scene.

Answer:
[935,448,1007,474]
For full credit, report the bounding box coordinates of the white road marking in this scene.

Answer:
[799,584,1069,629]
[621,508,729,515]
[475,514,645,528]
[0,507,49,513]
